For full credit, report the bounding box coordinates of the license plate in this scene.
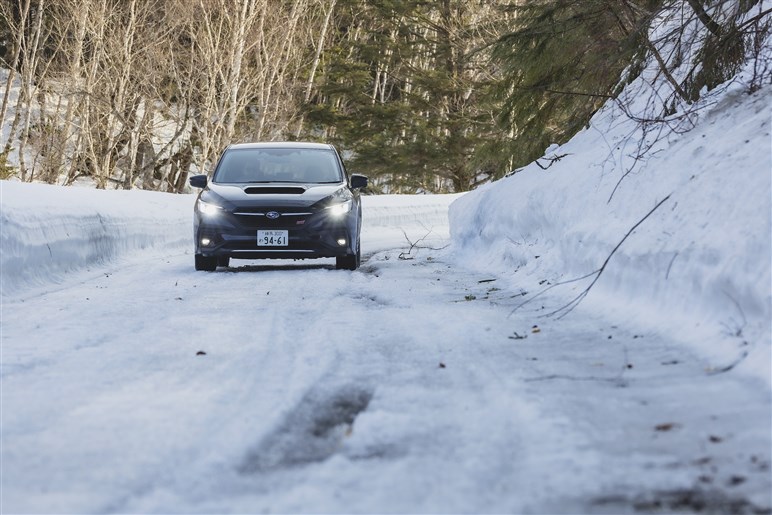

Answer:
[257,230,288,246]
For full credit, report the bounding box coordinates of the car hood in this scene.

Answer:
[201,182,346,210]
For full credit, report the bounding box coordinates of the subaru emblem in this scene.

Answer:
[266,211,280,220]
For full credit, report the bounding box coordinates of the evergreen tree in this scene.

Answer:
[492,0,661,169]
[303,0,511,192]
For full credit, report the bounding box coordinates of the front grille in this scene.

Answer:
[232,211,311,229]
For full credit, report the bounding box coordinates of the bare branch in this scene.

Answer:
[398,228,448,260]
[511,194,672,318]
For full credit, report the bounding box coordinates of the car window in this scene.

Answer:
[213,148,343,184]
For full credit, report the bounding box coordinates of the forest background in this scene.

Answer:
[0,0,768,193]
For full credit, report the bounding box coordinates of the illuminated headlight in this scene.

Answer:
[326,201,352,217]
[197,199,223,216]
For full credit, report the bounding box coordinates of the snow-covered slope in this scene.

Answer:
[449,11,771,384]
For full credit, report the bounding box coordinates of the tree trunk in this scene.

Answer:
[0,0,30,149]
[685,0,722,37]
[17,0,47,181]
[295,0,336,137]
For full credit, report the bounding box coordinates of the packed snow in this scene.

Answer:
[2,3,771,513]
[2,178,769,512]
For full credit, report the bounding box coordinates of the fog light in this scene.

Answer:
[337,238,347,246]
[201,238,211,246]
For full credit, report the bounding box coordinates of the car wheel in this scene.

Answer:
[217,256,230,267]
[336,255,355,270]
[336,237,360,271]
[195,254,218,271]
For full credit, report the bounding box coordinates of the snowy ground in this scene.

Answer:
[1,184,770,513]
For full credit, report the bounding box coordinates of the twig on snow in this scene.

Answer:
[510,194,672,319]
[535,153,571,170]
[398,228,448,260]
[720,290,747,338]
[665,252,679,280]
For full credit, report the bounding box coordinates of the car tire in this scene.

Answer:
[336,237,360,271]
[195,254,218,271]
[217,256,230,267]
[336,255,354,270]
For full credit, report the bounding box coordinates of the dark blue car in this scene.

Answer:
[189,142,368,271]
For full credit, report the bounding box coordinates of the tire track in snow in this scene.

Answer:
[239,383,374,473]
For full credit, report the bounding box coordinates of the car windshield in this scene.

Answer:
[213,148,343,184]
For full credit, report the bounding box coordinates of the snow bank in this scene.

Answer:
[449,10,771,384]
[0,181,194,296]
[0,181,458,296]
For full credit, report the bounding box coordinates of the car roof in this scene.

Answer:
[227,142,334,151]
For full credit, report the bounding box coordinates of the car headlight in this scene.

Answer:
[326,200,352,217]
[196,199,223,216]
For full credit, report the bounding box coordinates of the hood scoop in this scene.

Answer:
[244,186,306,195]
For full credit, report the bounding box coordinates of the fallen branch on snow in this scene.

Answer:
[511,193,672,319]
[398,227,448,260]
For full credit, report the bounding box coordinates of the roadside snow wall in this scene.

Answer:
[449,4,771,383]
[0,182,194,296]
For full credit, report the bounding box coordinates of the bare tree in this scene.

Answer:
[0,0,31,147]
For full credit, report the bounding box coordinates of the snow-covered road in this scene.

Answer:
[2,237,770,513]
[2,21,771,509]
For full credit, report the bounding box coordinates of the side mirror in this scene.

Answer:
[350,174,368,190]
[189,175,208,189]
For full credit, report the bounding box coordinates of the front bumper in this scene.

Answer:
[194,208,357,260]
